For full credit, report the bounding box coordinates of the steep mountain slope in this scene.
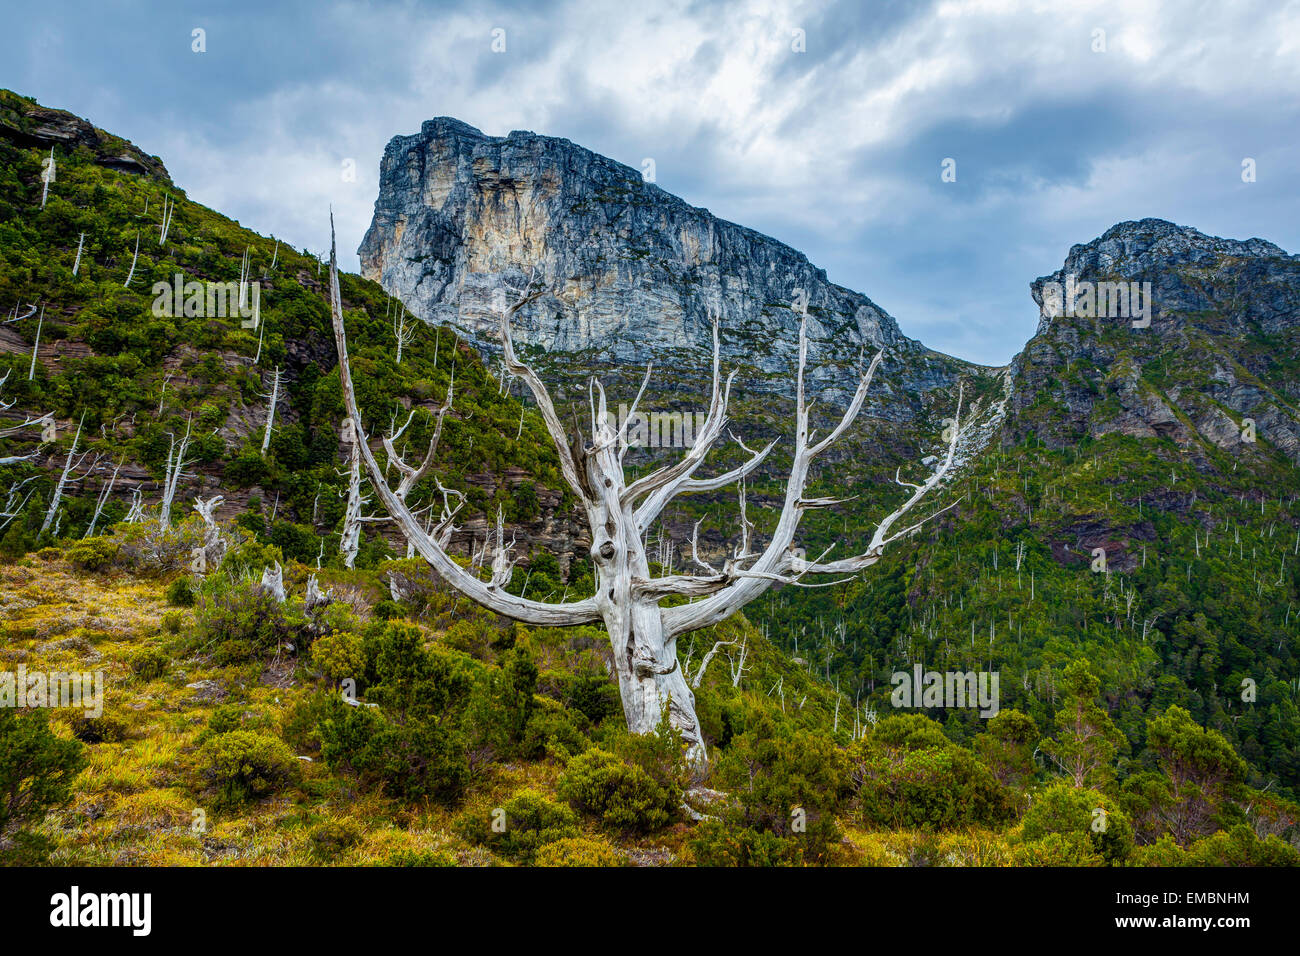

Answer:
[0,89,579,565]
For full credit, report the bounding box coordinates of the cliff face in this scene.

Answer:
[358,118,967,410]
[1009,218,1300,465]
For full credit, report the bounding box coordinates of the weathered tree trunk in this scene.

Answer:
[581,409,705,756]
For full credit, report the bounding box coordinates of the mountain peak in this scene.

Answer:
[358,115,941,404]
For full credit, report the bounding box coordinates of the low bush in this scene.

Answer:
[195,730,299,805]
[558,748,676,833]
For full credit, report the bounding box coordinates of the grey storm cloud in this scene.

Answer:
[2,0,1297,365]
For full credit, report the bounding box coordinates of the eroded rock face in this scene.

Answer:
[1009,218,1300,465]
[358,118,950,405]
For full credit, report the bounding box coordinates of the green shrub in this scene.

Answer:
[1009,832,1105,866]
[1185,825,1300,866]
[520,700,590,760]
[319,703,469,805]
[0,710,86,863]
[687,818,804,867]
[481,789,578,863]
[558,748,676,833]
[165,576,196,607]
[712,716,851,863]
[870,714,953,752]
[1129,834,1189,866]
[128,645,169,682]
[194,581,298,665]
[372,599,404,620]
[196,730,299,805]
[65,536,119,572]
[311,629,366,684]
[1019,783,1134,865]
[564,671,620,725]
[854,741,1015,832]
[280,690,336,754]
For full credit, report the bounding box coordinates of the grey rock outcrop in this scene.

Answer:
[358,118,962,408]
[1009,218,1300,465]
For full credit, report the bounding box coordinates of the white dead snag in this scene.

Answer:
[338,438,366,570]
[157,372,173,417]
[123,487,146,524]
[486,504,518,589]
[238,247,251,311]
[304,573,333,612]
[4,302,38,325]
[269,239,279,273]
[259,561,286,602]
[392,300,415,363]
[261,366,281,455]
[27,304,43,380]
[158,195,175,245]
[689,639,738,689]
[158,416,195,532]
[0,368,52,457]
[72,233,85,276]
[39,412,91,536]
[83,458,123,537]
[251,318,265,366]
[123,231,141,288]
[40,147,54,209]
[0,477,37,532]
[381,368,457,559]
[729,637,749,688]
[192,495,226,569]
[328,219,974,764]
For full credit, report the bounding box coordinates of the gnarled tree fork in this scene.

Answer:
[326,216,975,764]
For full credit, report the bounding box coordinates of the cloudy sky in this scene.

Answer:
[5,0,1298,365]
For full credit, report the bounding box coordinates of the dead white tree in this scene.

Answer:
[123,487,146,523]
[260,366,281,455]
[83,458,123,537]
[327,218,973,762]
[4,302,38,325]
[158,417,195,532]
[338,438,366,569]
[39,412,91,535]
[123,231,141,288]
[0,476,37,532]
[0,368,52,463]
[237,246,251,311]
[191,495,227,571]
[40,147,54,209]
[158,195,175,245]
[259,560,286,602]
[27,304,43,381]
[71,233,85,276]
[392,300,415,363]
